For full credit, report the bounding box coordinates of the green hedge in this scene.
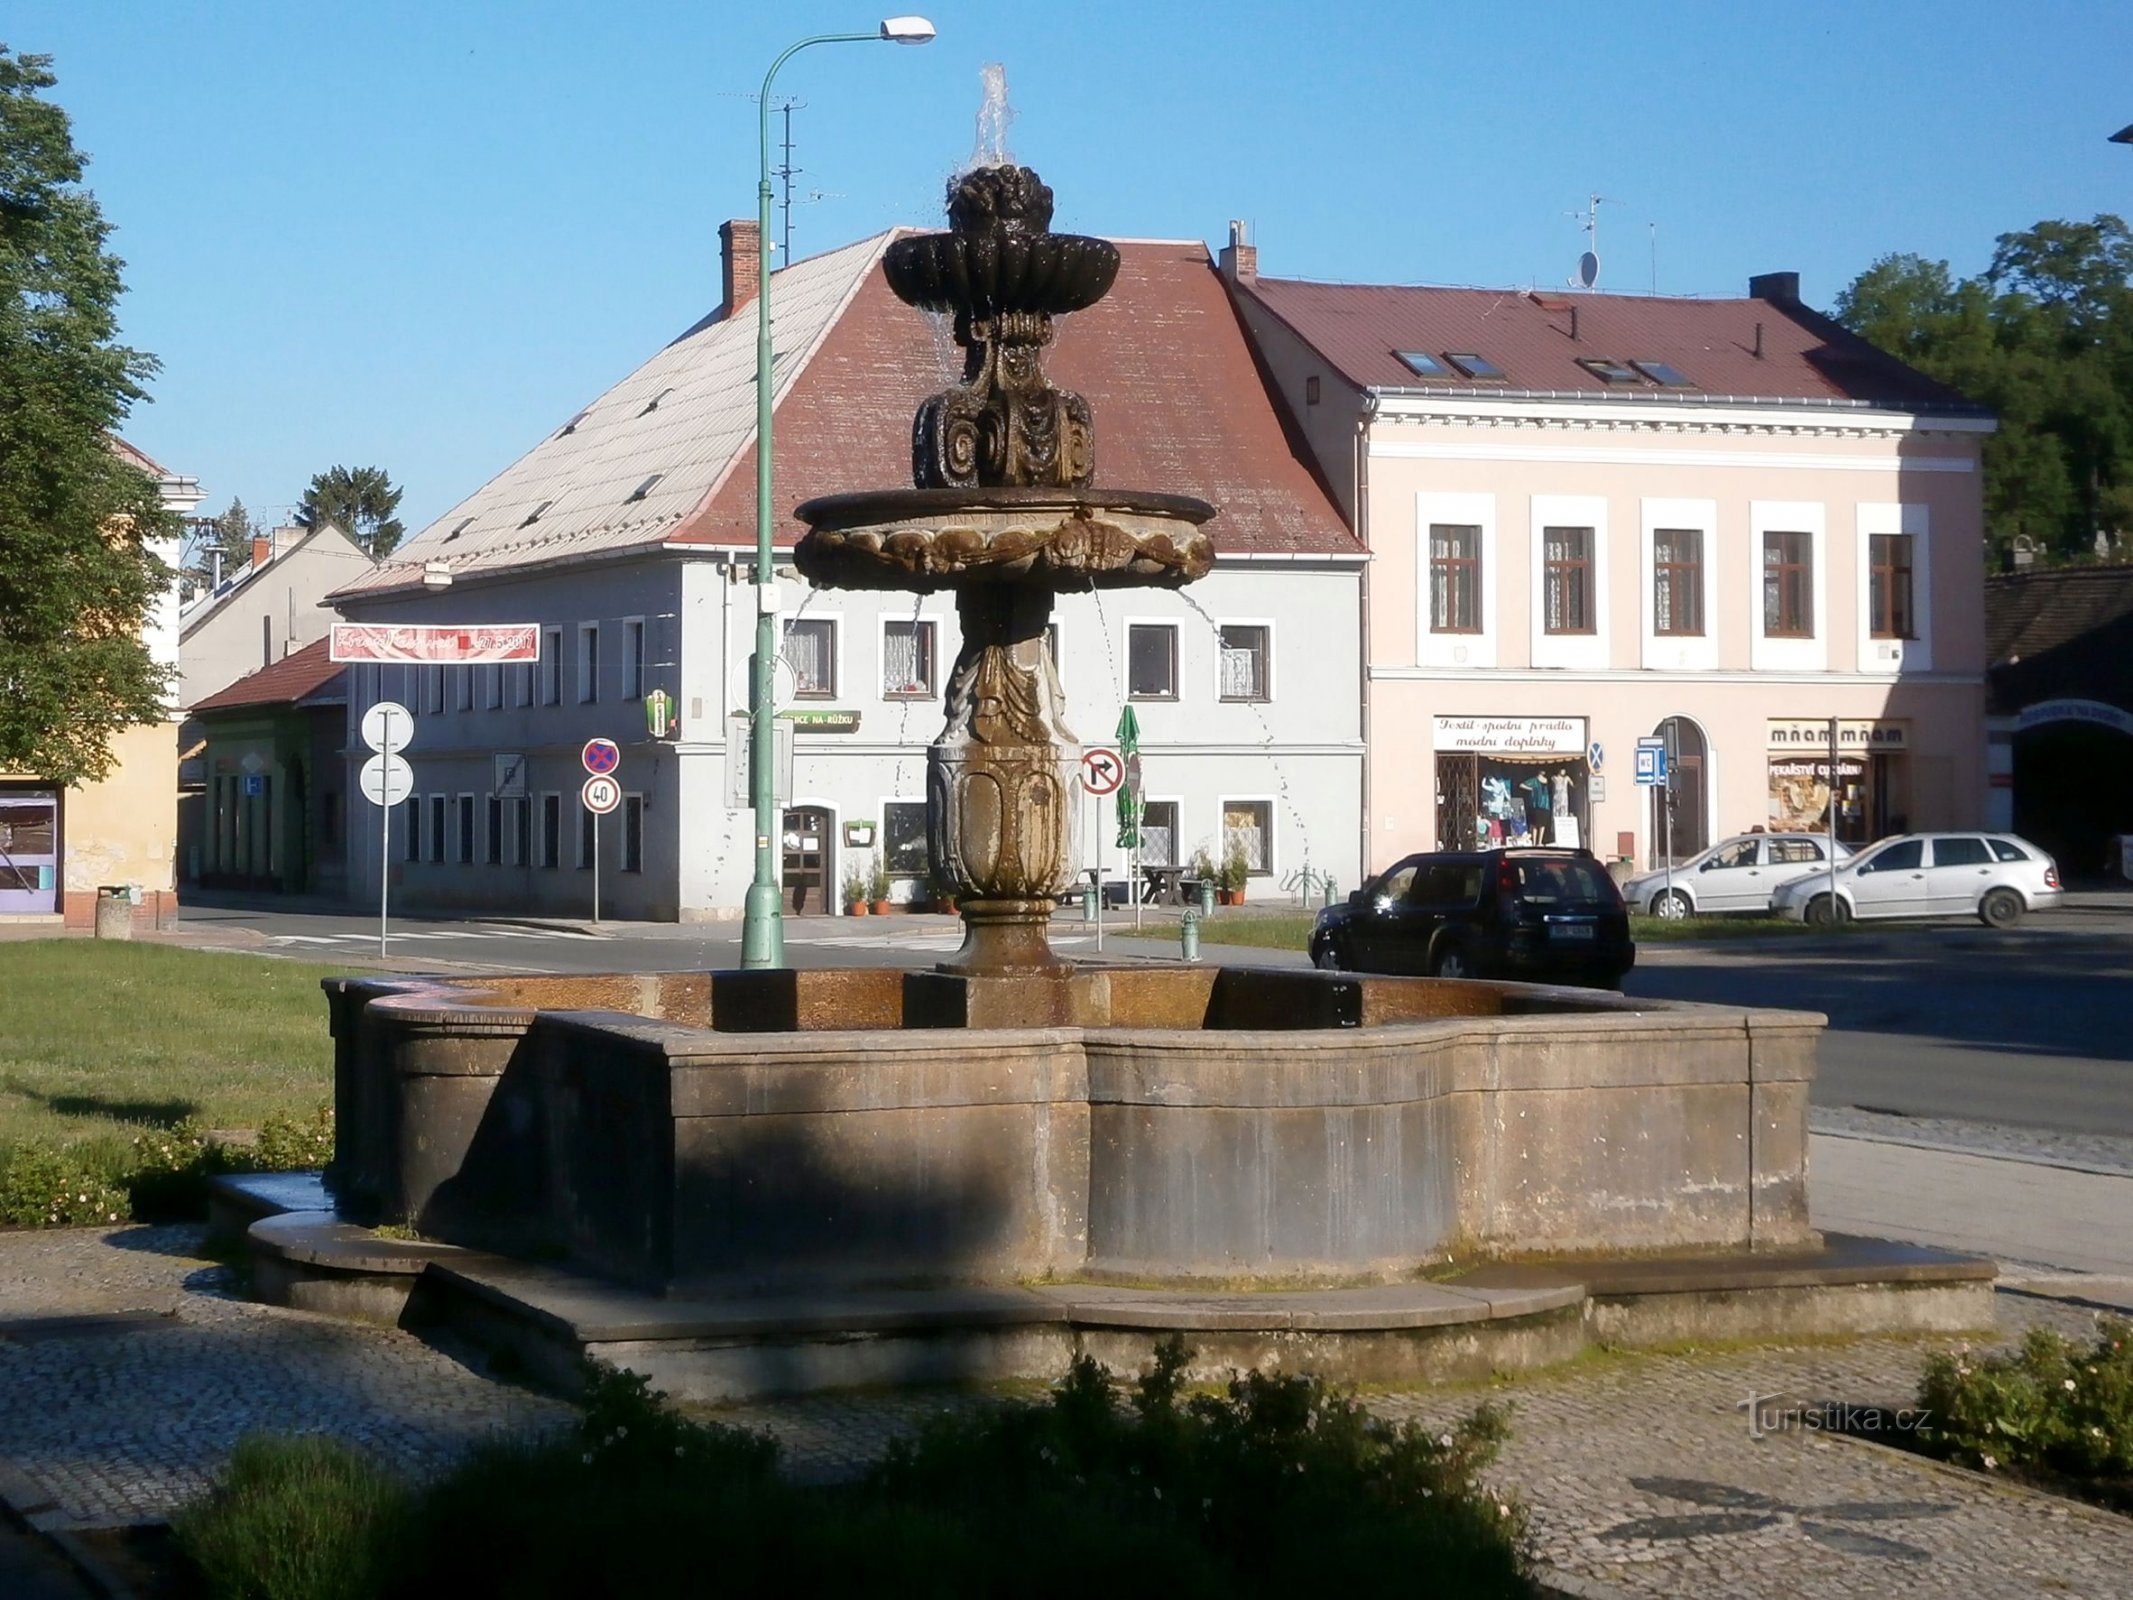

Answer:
[0,1104,333,1228]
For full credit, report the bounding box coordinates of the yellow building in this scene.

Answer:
[0,441,202,928]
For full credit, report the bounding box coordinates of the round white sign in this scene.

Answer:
[361,701,413,755]
[359,752,414,807]
[1080,747,1123,795]
[581,774,622,815]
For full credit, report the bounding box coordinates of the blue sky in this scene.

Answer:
[14,1,2133,533]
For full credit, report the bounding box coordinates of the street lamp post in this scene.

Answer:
[742,16,935,968]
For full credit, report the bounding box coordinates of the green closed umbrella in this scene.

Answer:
[1115,705,1142,849]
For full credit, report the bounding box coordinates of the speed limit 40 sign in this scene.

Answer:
[581,774,621,815]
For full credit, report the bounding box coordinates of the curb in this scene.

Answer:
[1810,1126,2133,1181]
[0,1460,135,1600]
[1828,1427,2133,1530]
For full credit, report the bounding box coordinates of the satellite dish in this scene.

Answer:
[1577,251,1600,290]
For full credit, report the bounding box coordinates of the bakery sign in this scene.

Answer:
[1766,719,1908,752]
[1432,716,1587,755]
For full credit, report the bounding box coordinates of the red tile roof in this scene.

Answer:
[673,239,1359,557]
[190,638,346,714]
[1986,565,2133,714]
[1239,278,1981,410]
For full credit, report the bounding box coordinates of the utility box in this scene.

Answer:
[94,885,134,941]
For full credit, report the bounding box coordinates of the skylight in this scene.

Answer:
[1443,352,1505,381]
[1631,359,1696,388]
[1396,350,1448,378]
[639,387,675,416]
[519,500,553,529]
[1577,357,1642,385]
[625,473,664,504]
[442,516,476,543]
[557,410,589,437]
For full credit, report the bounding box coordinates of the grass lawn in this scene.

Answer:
[0,942,340,1159]
[1191,910,1318,950]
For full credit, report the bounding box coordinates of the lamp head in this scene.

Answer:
[880,15,936,43]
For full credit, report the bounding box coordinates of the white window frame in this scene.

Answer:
[622,616,646,701]
[484,794,503,864]
[621,792,644,874]
[455,793,475,864]
[403,795,422,862]
[426,665,446,715]
[1528,495,1610,671]
[540,628,562,705]
[1855,502,1931,675]
[878,795,930,889]
[454,665,473,711]
[1214,619,1275,703]
[1750,501,1828,672]
[1415,492,1497,669]
[539,792,561,869]
[1140,795,1184,868]
[1125,618,1181,701]
[484,663,504,710]
[1219,795,1279,877]
[510,795,531,868]
[782,615,841,699]
[878,613,942,700]
[1639,497,1719,672]
[577,622,600,704]
[428,794,447,863]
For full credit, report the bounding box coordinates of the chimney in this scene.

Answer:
[1218,219,1257,285]
[720,220,761,318]
[1749,271,1800,305]
[250,534,272,570]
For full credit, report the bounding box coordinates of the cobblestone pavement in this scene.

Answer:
[2,1225,2129,1597]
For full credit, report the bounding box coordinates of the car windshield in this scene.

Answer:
[1510,857,1614,905]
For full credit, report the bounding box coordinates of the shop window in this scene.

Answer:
[456,795,475,863]
[1221,800,1273,874]
[783,618,837,698]
[883,800,929,877]
[428,796,446,863]
[883,620,936,698]
[1652,528,1704,636]
[1543,526,1595,634]
[622,795,644,873]
[541,794,561,868]
[485,796,503,864]
[512,797,531,867]
[540,629,562,705]
[1218,625,1270,701]
[1762,531,1813,637]
[1128,624,1178,699]
[1141,800,1179,867]
[577,623,600,703]
[623,619,645,700]
[1869,534,1915,639]
[1428,524,1481,632]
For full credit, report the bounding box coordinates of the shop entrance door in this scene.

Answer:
[1434,754,1478,851]
[781,807,834,915]
[1650,717,1708,865]
[0,793,60,915]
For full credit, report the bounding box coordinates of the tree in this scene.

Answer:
[1835,216,2133,561]
[296,465,405,558]
[181,496,259,588]
[0,49,175,786]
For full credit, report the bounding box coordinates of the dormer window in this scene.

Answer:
[1443,352,1505,381]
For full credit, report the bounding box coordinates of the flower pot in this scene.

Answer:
[847,902,869,917]
[871,899,892,917]
[1221,888,1245,907]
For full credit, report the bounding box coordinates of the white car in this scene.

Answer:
[1769,831,2062,928]
[1622,832,1853,919]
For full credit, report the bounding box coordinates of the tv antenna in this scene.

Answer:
[1567,194,1617,290]
[770,98,806,258]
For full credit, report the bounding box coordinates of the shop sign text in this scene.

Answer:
[1766,719,1907,752]
[1433,716,1587,755]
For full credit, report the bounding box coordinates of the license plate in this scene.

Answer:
[1552,924,1596,941]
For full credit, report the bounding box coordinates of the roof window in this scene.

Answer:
[519,500,553,529]
[625,473,664,504]
[1396,350,1449,378]
[639,387,675,416]
[1577,357,1642,385]
[1443,352,1505,381]
[1631,359,1696,388]
[557,410,589,437]
[443,516,476,543]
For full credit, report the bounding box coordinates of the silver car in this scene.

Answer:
[1622,832,1852,919]
[1769,831,2062,928]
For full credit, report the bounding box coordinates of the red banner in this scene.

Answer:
[329,623,541,664]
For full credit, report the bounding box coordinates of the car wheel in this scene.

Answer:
[1430,943,1469,979]
[1654,889,1692,920]
[1979,888,2024,929]
[1312,938,1346,971]
[1803,893,1848,928]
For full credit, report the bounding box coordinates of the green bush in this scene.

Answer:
[0,1141,130,1227]
[174,1434,406,1600]
[1919,1319,2133,1492]
[252,1104,337,1172]
[178,1344,1534,1599]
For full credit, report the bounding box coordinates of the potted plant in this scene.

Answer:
[869,855,893,917]
[841,860,870,916]
[1221,844,1252,906]
[1188,848,1218,916]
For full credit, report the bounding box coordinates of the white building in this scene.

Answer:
[329,224,1363,920]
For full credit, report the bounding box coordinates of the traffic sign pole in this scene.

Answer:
[593,811,601,929]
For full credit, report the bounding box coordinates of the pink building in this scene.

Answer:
[1220,229,1993,873]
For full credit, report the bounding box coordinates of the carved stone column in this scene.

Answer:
[929,583,1079,973]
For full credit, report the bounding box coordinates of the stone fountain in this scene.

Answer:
[796,162,1213,985]
[276,165,1992,1406]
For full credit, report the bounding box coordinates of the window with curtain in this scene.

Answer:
[1141,800,1178,867]
[1428,524,1480,632]
[1652,527,1703,636]
[1222,800,1272,872]
[882,620,936,697]
[782,618,836,697]
[1218,625,1269,700]
[1543,526,1594,634]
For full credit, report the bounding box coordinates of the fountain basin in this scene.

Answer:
[325,967,1819,1296]
[794,488,1214,592]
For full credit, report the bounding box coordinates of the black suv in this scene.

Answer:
[1308,848,1634,988]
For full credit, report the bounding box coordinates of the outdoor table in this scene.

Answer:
[1141,865,1186,906]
